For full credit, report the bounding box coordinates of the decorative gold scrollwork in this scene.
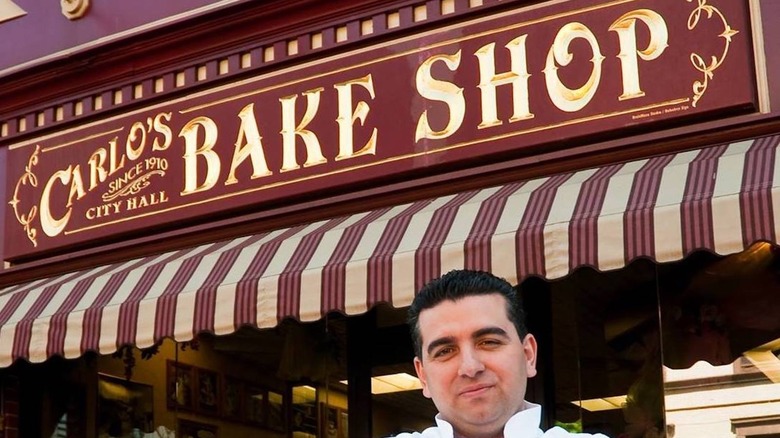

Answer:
[101,170,166,202]
[61,0,89,20]
[687,0,739,107]
[8,146,41,247]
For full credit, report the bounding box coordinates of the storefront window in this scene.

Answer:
[11,357,89,438]
[12,244,780,437]
[523,259,665,438]
[91,328,292,437]
[520,242,780,438]
[659,243,780,437]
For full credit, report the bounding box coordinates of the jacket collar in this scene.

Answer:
[432,401,543,438]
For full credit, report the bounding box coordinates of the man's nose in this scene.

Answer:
[458,348,485,377]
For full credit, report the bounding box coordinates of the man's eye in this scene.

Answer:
[432,347,455,358]
[479,339,503,348]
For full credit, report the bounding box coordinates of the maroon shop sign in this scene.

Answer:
[4,0,757,259]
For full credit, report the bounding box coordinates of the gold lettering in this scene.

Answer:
[415,51,465,141]
[543,22,605,112]
[85,202,120,220]
[67,165,86,208]
[474,35,533,129]
[334,74,377,161]
[179,116,220,195]
[108,137,126,176]
[126,163,143,180]
[88,148,107,191]
[152,112,173,151]
[226,103,273,185]
[40,167,73,237]
[279,88,327,172]
[609,9,668,100]
[126,121,147,161]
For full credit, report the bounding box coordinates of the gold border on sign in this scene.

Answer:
[687,0,739,107]
[748,0,769,113]
[8,146,41,247]
[40,127,125,153]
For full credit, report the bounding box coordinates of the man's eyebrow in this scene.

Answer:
[472,326,510,340]
[426,336,456,356]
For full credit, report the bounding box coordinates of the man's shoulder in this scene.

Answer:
[543,426,609,437]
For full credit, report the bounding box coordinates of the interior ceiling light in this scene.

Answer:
[340,373,423,394]
[292,385,318,403]
[571,395,627,412]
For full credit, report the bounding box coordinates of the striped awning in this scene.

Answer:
[0,135,778,367]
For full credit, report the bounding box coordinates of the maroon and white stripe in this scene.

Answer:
[0,137,778,367]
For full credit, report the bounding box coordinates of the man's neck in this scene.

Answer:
[453,432,504,438]
[446,401,532,438]
[452,430,502,438]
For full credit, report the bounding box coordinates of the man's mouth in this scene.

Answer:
[459,384,493,397]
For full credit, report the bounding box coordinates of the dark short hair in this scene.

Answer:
[407,269,527,358]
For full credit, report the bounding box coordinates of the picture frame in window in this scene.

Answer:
[244,385,267,425]
[221,376,244,420]
[166,361,195,411]
[338,408,348,438]
[267,390,286,432]
[97,374,154,437]
[292,399,318,436]
[320,403,339,438]
[196,368,220,415]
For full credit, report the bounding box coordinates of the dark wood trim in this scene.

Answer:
[346,312,375,438]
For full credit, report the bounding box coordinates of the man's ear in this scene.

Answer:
[413,356,432,399]
[523,334,538,378]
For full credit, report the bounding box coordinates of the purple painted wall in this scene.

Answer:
[0,0,248,76]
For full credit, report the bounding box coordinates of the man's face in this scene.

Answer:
[413,293,537,438]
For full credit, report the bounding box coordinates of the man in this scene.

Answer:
[395,269,608,438]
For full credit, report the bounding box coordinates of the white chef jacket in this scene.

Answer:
[390,402,609,437]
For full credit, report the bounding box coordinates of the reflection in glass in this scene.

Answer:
[661,243,780,437]
[532,260,664,438]
[292,385,319,438]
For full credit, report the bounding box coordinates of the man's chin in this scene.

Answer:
[458,410,506,429]
[452,415,505,438]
